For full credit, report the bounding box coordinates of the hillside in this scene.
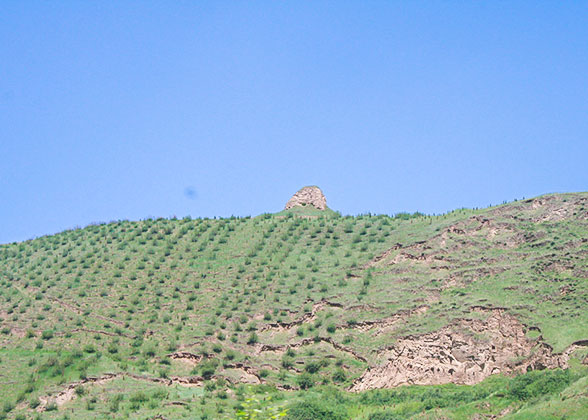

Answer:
[0,191,587,419]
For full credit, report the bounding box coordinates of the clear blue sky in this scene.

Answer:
[1,2,587,244]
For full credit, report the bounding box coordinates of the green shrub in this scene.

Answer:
[332,369,346,383]
[247,333,259,345]
[508,368,573,401]
[41,330,54,340]
[296,373,315,390]
[200,360,217,380]
[109,394,123,412]
[304,361,321,374]
[1,402,13,413]
[129,391,148,403]
[281,357,293,369]
[287,397,346,420]
[84,344,96,353]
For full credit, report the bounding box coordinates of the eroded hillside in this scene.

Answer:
[0,192,587,419]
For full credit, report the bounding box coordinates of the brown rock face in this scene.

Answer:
[350,309,573,391]
[285,186,327,211]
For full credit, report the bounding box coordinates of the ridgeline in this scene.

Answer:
[0,190,587,419]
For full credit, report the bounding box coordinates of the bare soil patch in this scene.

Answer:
[350,309,586,391]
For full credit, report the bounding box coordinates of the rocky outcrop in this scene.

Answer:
[350,309,574,391]
[285,186,327,210]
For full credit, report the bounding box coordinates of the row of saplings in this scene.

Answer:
[196,349,347,389]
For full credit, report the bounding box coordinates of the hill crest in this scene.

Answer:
[0,192,587,418]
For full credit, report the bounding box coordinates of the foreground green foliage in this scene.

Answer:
[234,390,288,419]
[285,367,588,420]
[0,366,584,419]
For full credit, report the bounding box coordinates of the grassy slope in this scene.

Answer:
[0,192,586,419]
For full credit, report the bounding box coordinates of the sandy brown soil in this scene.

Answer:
[350,308,586,391]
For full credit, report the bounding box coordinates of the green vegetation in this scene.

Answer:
[0,192,586,419]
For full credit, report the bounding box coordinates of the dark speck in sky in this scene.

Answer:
[184,186,198,200]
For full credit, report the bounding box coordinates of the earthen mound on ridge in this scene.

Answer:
[284,186,327,210]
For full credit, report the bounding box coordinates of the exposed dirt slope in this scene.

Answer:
[351,308,583,390]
